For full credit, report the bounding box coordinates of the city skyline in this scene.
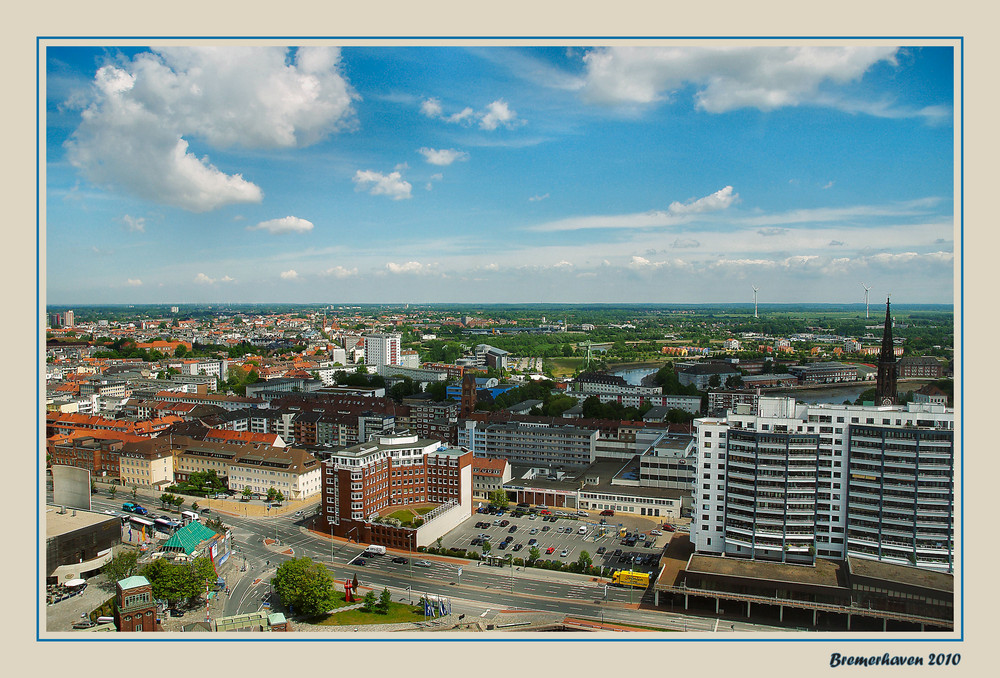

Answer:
[45,42,956,305]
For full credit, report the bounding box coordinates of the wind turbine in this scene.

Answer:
[752,285,759,319]
[861,283,872,319]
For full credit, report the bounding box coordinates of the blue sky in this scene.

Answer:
[45,43,956,305]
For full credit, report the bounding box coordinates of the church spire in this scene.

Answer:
[875,296,897,405]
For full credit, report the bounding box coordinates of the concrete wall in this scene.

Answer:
[414,501,470,547]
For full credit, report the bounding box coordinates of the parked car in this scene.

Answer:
[356,558,367,566]
[513,543,523,551]
[542,526,550,532]
[596,546,607,555]
[600,509,615,516]
[529,527,539,535]
[497,541,508,550]
[540,510,551,515]
[527,538,538,546]
[508,525,517,533]
[650,529,662,536]
[527,513,537,520]
[663,524,676,532]
[643,541,654,549]
[545,547,556,555]
[560,549,569,557]
[72,619,97,629]
[613,549,622,556]
[499,520,510,527]
[392,556,408,564]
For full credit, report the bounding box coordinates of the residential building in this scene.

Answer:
[692,396,954,573]
[118,438,176,490]
[472,456,511,500]
[363,333,401,370]
[459,419,598,468]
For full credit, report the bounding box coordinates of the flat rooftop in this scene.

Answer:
[848,556,953,593]
[686,553,844,588]
[46,505,118,538]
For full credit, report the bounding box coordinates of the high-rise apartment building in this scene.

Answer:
[692,397,954,572]
[363,333,401,372]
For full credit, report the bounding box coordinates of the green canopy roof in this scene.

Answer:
[161,521,218,555]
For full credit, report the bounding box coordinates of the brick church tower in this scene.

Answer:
[875,296,898,406]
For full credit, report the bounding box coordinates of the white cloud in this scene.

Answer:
[221,275,234,283]
[194,273,215,284]
[280,269,299,280]
[553,260,573,268]
[529,193,550,202]
[420,98,443,118]
[248,216,315,234]
[668,186,738,215]
[324,265,358,278]
[580,46,900,115]
[418,147,469,166]
[353,170,412,200]
[822,181,835,189]
[386,261,437,275]
[121,214,145,232]
[64,46,357,211]
[528,186,737,232]
[480,99,520,130]
[126,278,142,286]
[420,97,522,130]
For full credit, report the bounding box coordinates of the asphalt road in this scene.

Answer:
[64,491,791,632]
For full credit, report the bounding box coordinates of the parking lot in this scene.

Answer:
[438,505,673,574]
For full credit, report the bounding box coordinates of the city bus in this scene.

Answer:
[128,515,155,531]
[154,517,181,533]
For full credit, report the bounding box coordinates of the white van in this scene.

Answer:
[578,525,587,535]
[181,510,200,523]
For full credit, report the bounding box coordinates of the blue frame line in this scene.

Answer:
[36,35,964,643]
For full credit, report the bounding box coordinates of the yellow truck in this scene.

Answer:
[612,570,650,588]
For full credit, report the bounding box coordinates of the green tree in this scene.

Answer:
[141,556,216,605]
[174,344,188,358]
[577,550,593,573]
[528,545,541,563]
[159,492,173,509]
[708,374,722,389]
[481,540,492,557]
[242,486,253,501]
[191,502,200,512]
[266,487,278,503]
[361,589,377,613]
[108,485,118,499]
[271,557,337,616]
[488,489,510,510]
[173,496,185,511]
[377,587,392,614]
[131,485,138,501]
[275,491,285,504]
[101,547,140,589]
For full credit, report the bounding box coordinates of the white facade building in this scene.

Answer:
[692,397,955,572]
[363,333,401,369]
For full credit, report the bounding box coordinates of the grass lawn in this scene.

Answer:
[386,509,414,523]
[548,357,585,378]
[313,600,426,626]
[414,506,434,515]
